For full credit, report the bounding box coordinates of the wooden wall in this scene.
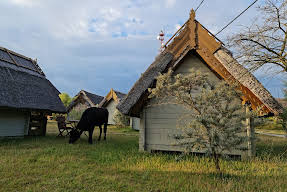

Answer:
[139,52,253,158]
[106,99,118,125]
[0,109,30,137]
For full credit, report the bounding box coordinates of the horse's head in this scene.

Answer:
[69,129,81,144]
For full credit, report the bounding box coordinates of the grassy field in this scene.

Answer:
[0,121,287,191]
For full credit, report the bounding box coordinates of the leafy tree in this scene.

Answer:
[149,70,252,172]
[113,109,130,128]
[229,0,287,74]
[59,93,72,107]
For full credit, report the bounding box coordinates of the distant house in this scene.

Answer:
[99,88,140,130]
[67,90,103,120]
[99,88,127,125]
[117,10,283,158]
[0,46,66,137]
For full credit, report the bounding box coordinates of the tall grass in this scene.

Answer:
[0,122,286,191]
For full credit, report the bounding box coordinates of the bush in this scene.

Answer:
[113,109,130,128]
[68,106,86,120]
[255,117,284,130]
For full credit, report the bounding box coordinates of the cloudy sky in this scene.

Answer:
[0,0,286,97]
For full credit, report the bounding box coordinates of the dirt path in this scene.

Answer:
[256,132,287,138]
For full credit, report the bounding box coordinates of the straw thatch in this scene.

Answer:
[67,90,103,112]
[117,52,173,116]
[98,89,126,108]
[0,47,66,113]
[214,48,283,115]
[114,90,126,100]
[117,15,283,117]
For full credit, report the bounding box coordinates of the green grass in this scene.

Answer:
[0,122,287,191]
[255,117,284,131]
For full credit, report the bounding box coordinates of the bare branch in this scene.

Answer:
[240,38,281,56]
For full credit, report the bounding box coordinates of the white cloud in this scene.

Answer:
[165,0,176,8]
[100,8,122,22]
[89,22,109,36]
[0,0,283,97]
[10,0,39,7]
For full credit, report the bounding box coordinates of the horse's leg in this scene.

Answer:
[88,127,94,144]
[104,123,107,140]
[98,125,102,141]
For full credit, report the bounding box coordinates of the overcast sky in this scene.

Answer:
[0,0,286,97]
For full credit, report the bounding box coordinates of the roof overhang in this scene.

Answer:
[117,10,283,117]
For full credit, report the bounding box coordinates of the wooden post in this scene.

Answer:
[139,108,146,151]
[246,105,255,157]
[41,115,47,136]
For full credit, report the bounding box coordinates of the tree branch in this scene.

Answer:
[241,38,281,57]
[275,5,286,34]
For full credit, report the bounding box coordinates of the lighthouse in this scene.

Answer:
[157,30,165,53]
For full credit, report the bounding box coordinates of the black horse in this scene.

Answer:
[69,107,109,144]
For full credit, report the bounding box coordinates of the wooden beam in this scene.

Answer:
[197,22,221,54]
[6,49,19,67]
[246,105,255,158]
[0,56,42,74]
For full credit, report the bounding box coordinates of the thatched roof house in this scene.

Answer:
[99,88,140,130]
[67,90,103,119]
[0,46,66,137]
[117,10,283,158]
[99,88,126,125]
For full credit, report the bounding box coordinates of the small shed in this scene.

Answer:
[67,90,103,119]
[117,10,283,158]
[98,89,126,125]
[99,89,140,130]
[0,46,66,137]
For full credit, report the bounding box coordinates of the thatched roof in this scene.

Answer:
[99,88,127,107]
[0,46,66,113]
[67,90,103,112]
[117,52,173,116]
[117,10,283,117]
[114,90,126,100]
[214,48,283,115]
[83,90,104,105]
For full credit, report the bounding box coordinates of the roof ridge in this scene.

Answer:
[0,46,36,63]
[114,90,126,95]
[0,46,45,76]
[81,90,103,97]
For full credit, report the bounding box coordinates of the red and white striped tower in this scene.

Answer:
[157,30,165,53]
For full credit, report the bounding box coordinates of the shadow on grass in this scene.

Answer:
[1,134,287,191]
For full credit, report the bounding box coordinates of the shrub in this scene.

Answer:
[113,109,130,128]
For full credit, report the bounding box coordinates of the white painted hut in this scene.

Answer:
[0,46,66,137]
[99,89,126,125]
[99,89,140,130]
[117,10,283,158]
